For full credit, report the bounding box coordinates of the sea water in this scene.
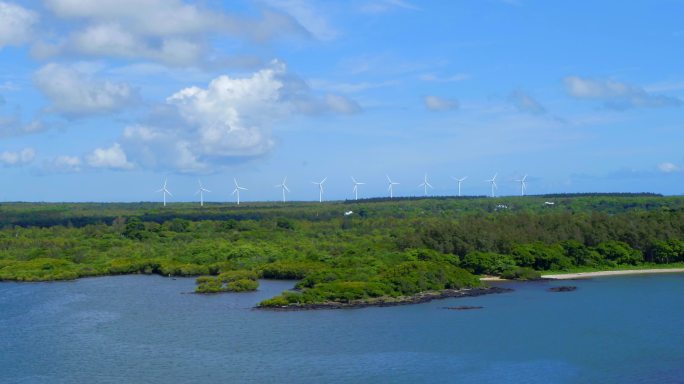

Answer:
[2,274,684,383]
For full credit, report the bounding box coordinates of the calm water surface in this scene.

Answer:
[2,274,684,383]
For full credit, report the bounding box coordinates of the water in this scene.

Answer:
[2,274,684,383]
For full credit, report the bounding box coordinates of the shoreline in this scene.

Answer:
[257,286,513,311]
[542,268,684,280]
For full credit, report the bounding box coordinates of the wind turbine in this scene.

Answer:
[386,175,400,198]
[515,175,528,196]
[195,179,211,207]
[351,176,365,200]
[312,177,327,203]
[275,177,290,202]
[232,178,247,205]
[418,174,434,196]
[156,178,172,207]
[452,176,467,197]
[485,173,498,197]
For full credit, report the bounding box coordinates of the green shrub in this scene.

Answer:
[500,267,541,280]
[227,279,259,292]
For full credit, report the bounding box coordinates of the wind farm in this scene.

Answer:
[154,172,540,206]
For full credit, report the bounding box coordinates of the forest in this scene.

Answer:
[1,194,684,307]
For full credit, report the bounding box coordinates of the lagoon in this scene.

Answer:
[2,274,684,383]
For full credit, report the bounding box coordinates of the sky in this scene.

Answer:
[1,0,683,202]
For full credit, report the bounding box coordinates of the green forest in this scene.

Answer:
[1,194,684,307]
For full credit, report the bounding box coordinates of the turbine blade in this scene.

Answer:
[284,185,290,192]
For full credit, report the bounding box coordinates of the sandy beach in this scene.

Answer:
[542,268,684,280]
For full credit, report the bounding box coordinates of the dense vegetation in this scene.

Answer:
[1,194,684,306]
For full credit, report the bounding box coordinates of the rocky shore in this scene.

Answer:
[257,286,512,311]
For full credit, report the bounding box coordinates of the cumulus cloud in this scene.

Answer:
[104,61,360,173]
[424,95,459,111]
[0,148,35,166]
[0,104,45,137]
[658,162,681,173]
[37,0,309,66]
[34,63,138,118]
[50,155,82,172]
[509,90,546,114]
[86,143,134,170]
[564,76,682,109]
[0,1,37,49]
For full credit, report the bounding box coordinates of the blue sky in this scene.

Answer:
[1,0,683,202]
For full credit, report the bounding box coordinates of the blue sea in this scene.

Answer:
[2,274,684,383]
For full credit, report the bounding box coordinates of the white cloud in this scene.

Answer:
[424,95,459,111]
[564,76,681,109]
[265,0,337,41]
[39,0,308,66]
[658,162,681,173]
[86,143,134,170]
[106,61,360,173]
[51,155,82,172]
[324,94,362,115]
[0,148,35,166]
[509,90,546,114]
[34,63,137,117]
[0,1,37,49]
[0,113,45,137]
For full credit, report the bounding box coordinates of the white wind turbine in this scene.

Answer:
[156,178,172,207]
[195,179,211,207]
[275,177,290,202]
[452,176,468,197]
[485,173,498,197]
[232,178,247,205]
[418,174,434,196]
[515,175,528,196]
[312,177,327,203]
[351,176,365,200]
[386,175,400,198]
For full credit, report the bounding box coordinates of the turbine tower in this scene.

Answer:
[485,173,498,197]
[275,177,290,202]
[351,176,365,200]
[195,179,211,207]
[386,175,400,198]
[156,178,172,207]
[232,178,247,205]
[515,175,528,196]
[418,174,434,196]
[452,176,467,197]
[312,177,327,203]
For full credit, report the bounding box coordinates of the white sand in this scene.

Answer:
[542,268,684,280]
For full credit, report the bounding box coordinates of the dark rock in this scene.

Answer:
[442,305,484,310]
[548,286,577,292]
